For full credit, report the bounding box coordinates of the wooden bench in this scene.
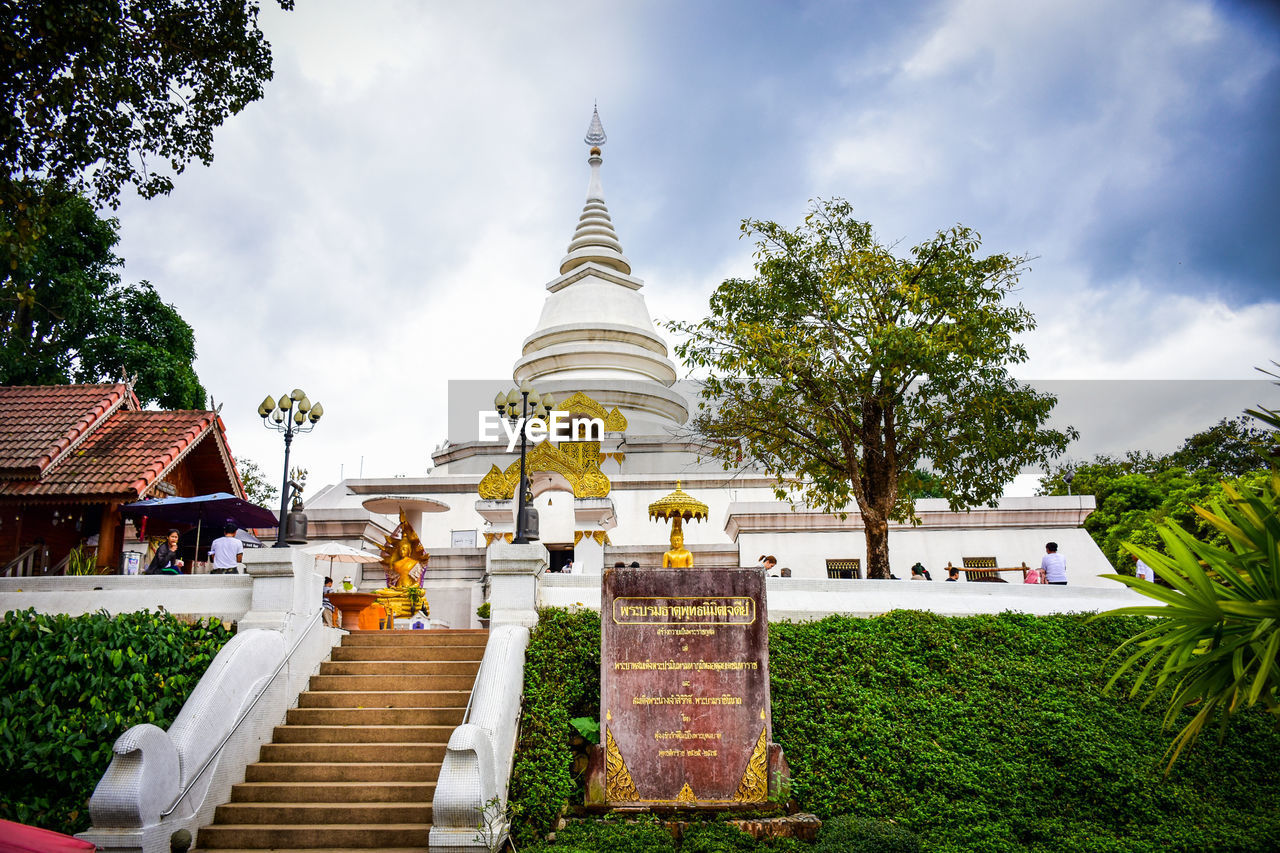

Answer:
[950,557,1033,582]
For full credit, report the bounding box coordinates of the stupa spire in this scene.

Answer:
[560,106,630,275]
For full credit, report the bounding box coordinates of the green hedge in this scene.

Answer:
[0,609,232,834]
[512,609,1280,852]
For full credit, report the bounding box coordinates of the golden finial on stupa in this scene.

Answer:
[648,480,709,569]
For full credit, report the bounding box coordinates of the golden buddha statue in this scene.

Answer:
[662,523,694,568]
[374,510,430,618]
[648,481,708,569]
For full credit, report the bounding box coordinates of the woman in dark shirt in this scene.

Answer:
[145,530,186,575]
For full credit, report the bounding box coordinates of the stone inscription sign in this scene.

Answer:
[601,568,771,806]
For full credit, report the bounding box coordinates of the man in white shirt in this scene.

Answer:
[1132,554,1155,582]
[1041,541,1067,585]
[209,523,244,573]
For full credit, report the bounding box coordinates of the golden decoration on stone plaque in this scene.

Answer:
[604,727,640,801]
[648,480,709,569]
[675,783,697,803]
[733,727,770,803]
[373,510,430,618]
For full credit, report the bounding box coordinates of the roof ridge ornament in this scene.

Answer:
[584,104,607,148]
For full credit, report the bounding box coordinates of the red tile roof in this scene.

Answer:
[0,409,217,500]
[0,384,137,478]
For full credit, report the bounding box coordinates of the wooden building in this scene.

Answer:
[0,384,244,574]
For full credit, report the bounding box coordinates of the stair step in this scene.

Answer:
[245,761,442,783]
[260,742,446,763]
[341,630,488,646]
[286,706,465,726]
[214,802,430,824]
[228,780,435,803]
[319,660,480,676]
[331,644,484,662]
[271,724,454,744]
[297,690,470,708]
[196,824,432,849]
[309,674,477,691]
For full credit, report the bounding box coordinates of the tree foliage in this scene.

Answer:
[237,458,278,508]
[1104,470,1280,769]
[1038,416,1276,572]
[1103,373,1280,769]
[670,199,1074,578]
[0,0,292,273]
[0,183,205,408]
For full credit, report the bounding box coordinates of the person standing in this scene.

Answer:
[1131,554,1155,582]
[1041,542,1067,585]
[208,523,244,573]
[945,566,960,582]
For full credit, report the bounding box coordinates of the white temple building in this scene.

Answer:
[305,110,1115,629]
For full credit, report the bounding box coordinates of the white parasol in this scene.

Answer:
[302,541,383,575]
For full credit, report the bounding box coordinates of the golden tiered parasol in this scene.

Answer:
[648,481,708,568]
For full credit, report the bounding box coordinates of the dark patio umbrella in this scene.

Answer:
[122,493,278,566]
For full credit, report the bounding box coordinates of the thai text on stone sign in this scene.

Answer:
[655,730,723,741]
[632,693,744,705]
[613,597,755,623]
[614,660,759,671]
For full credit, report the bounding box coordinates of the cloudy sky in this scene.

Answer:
[109,0,1280,493]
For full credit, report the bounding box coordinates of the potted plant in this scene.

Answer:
[476,601,490,629]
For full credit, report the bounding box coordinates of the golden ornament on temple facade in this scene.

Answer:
[476,391,627,502]
[374,509,430,618]
[648,480,709,569]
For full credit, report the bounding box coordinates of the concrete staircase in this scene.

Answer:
[196,629,488,853]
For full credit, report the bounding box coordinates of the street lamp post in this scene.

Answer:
[494,382,555,544]
[259,389,324,548]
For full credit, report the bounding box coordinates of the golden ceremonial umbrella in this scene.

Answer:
[648,481,708,568]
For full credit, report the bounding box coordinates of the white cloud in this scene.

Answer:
[99,0,1278,492]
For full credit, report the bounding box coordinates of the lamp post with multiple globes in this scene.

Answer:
[259,390,323,548]
[494,382,555,544]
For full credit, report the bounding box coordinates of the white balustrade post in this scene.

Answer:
[486,541,547,627]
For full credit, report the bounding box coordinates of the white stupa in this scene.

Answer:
[513,107,688,431]
[304,109,1113,629]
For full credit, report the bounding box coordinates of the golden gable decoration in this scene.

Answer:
[555,390,628,433]
[477,391,625,501]
[477,440,613,500]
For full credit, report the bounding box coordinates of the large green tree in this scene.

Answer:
[1039,416,1276,572]
[0,183,205,408]
[0,0,292,272]
[670,199,1074,578]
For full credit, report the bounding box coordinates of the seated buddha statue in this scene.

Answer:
[662,528,694,569]
[374,520,430,618]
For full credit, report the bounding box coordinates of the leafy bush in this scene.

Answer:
[0,608,232,833]
[771,612,1280,852]
[815,815,918,853]
[680,821,769,853]
[514,608,1280,852]
[509,608,601,846]
[553,815,677,853]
